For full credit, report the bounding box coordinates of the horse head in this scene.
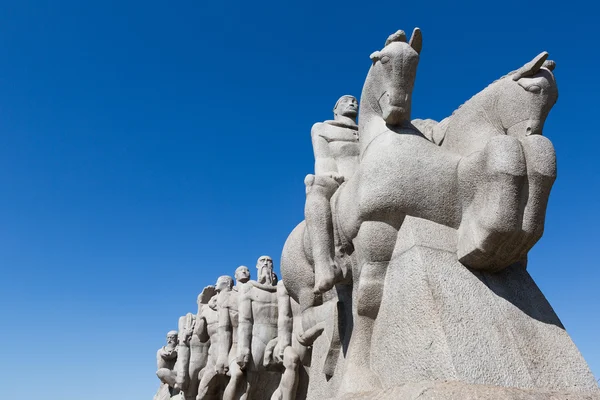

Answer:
[497,52,558,137]
[362,28,422,126]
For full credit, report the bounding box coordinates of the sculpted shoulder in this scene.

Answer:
[277,280,288,296]
[311,122,327,139]
[312,121,358,143]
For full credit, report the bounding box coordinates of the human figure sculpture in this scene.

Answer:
[174,313,196,397]
[176,286,218,400]
[305,95,359,294]
[216,266,251,400]
[237,256,300,400]
[156,330,179,393]
[196,290,224,400]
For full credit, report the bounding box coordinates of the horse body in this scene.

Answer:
[280,29,558,396]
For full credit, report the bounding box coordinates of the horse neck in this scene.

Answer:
[453,78,504,133]
[358,71,390,154]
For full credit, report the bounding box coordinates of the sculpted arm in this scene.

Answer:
[237,285,253,369]
[194,309,209,343]
[277,281,293,349]
[217,292,232,370]
[312,124,338,177]
[157,348,166,369]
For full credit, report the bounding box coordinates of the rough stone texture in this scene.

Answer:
[236,256,301,400]
[155,331,179,399]
[370,217,598,392]
[154,29,599,400]
[341,381,600,400]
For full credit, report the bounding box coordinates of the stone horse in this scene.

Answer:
[281,28,558,394]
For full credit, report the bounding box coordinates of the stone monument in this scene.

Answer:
[153,28,599,400]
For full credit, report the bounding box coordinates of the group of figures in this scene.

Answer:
[155,29,600,399]
[155,256,305,400]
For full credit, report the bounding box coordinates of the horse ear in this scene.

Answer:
[370,51,381,64]
[512,51,549,81]
[385,30,406,46]
[543,59,556,71]
[409,28,422,54]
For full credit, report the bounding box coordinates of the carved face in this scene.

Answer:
[500,68,558,137]
[334,96,358,119]
[369,40,420,126]
[257,256,273,271]
[215,276,233,292]
[257,256,275,285]
[235,265,250,283]
[166,331,178,346]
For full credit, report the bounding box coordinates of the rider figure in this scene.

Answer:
[305,95,360,293]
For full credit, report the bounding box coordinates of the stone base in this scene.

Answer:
[340,381,600,400]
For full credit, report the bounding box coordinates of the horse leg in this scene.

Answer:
[339,220,398,395]
[504,134,557,262]
[457,135,527,270]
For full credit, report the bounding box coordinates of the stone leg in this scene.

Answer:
[187,340,208,400]
[457,135,527,270]
[176,344,191,390]
[222,361,246,400]
[339,221,397,396]
[509,134,556,261]
[271,347,301,400]
[304,174,341,293]
[157,368,177,387]
[196,364,221,400]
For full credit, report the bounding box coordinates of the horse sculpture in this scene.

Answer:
[281,28,558,395]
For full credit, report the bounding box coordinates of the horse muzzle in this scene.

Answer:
[382,105,408,126]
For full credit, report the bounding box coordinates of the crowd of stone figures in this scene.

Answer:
[155,29,600,400]
[155,257,306,400]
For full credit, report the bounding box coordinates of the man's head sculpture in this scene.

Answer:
[333,95,358,120]
[215,275,234,292]
[256,255,276,285]
[235,265,250,284]
[502,51,558,137]
[166,330,178,347]
[366,28,422,126]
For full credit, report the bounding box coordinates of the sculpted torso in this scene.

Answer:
[202,302,219,357]
[157,346,177,370]
[228,290,240,342]
[312,121,359,180]
[245,282,279,344]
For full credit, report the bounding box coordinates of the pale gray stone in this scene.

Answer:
[155,331,179,399]
[282,28,597,399]
[155,28,598,400]
[236,256,301,400]
[174,313,195,393]
[217,266,251,400]
[340,381,600,400]
[196,286,226,400]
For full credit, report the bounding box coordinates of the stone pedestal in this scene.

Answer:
[368,217,598,396]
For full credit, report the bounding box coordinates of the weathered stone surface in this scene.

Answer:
[154,28,598,400]
[340,381,600,400]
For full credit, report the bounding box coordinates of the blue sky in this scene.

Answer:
[0,0,598,398]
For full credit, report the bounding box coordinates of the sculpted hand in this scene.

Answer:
[215,358,229,375]
[237,350,250,371]
[274,341,285,364]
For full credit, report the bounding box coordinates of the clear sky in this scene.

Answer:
[0,0,598,398]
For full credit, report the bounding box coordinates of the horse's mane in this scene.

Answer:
[450,69,518,116]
